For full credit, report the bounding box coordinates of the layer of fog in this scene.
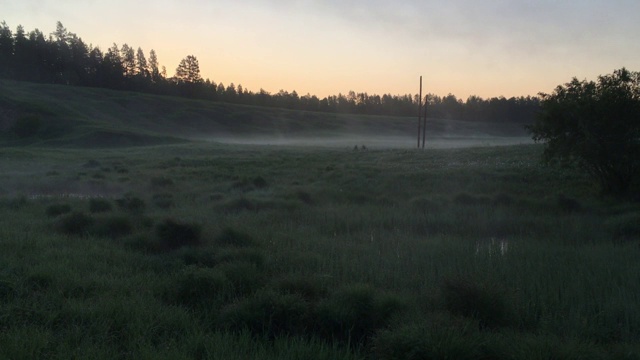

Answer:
[207,135,533,149]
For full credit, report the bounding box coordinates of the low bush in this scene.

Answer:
[152,193,174,209]
[215,261,265,296]
[46,203,72,217]
[93,215,133,239]
[556,194,582,213]
[156,218,202,250]
[605,212,640,242]
[12,114,42,138]
[215,248,266,268]
[270,274,327,302]
[89,198,112,213]
[54,212,94,236]
[252,176,268,189]
[115,194,146,214]
[214,227,256,247]
[165,266,230,308]
[217,290,310,338]
[441,276,512,329]
[452,192,492,206]
[315,284,406,346]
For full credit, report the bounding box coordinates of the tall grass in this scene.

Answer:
[1,143,639,358]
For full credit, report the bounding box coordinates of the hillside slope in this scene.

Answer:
[0,80,530,148]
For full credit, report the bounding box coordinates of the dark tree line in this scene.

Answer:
[0,21,539,123]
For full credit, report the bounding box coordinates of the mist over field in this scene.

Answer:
[208,134,533,149]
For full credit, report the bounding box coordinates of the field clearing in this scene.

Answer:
[1,141,640,359]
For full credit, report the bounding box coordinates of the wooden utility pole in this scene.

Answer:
[421,93,427,149]
[417,76,422,148]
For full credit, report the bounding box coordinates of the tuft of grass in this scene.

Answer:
[115,194,146,214]
[441,276,512,329]
[252,176,268,189]
[152,193,174,209]
[605,212,640,242]
[54,211,94,236]
[270,274,328,302]
[315,284,406,346]
[217,290,310,338]
[89,198,112,213]
[165,266,230,308]
[156,218,202,250]
[452,192,492,206]
[46,203,72,217]
[215,261,265,296]
[93,215,134,239]
[150,176,174,188]
[214,227,257,247]
[556,193,582,213]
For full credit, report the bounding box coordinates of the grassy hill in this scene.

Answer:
[0,79,529,148]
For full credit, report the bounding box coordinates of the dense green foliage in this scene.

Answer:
[0,20,539,121]
[529,68,640,196]
[1,142,639,359]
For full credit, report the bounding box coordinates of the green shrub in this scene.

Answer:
[150,176,174,188]
[116,194,146,213]
[217,290,310,338]
[605,212,640,242]
[156,218,202,250]
[46,203,72,217]
[221,197,256,213]
[452,192,492,206]
[252,176,268,189]
[152,193,174,209]
[441,277,512,329]
[93,215,134,239]
[270,274,327,302]
[215,248,266,268]
[315,284,406,346]
[372,320,487,360]
[215,261,265,296]
[214,227,256,247]
[181,248,218,268]
[54,212,94,236]
[556,194,582,213]
[12,114,42,138]
[295,190,314,205]
[166,266,230,308]
[89,198,112,213]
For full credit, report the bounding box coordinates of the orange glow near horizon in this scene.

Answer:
[3,1,640,101]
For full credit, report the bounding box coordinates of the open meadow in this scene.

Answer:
[1,140,640,359]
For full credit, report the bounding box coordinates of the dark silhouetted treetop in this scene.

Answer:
[175,55,202,84]
[528,68,640,196]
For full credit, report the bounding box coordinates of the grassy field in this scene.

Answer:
[1,139,640,359]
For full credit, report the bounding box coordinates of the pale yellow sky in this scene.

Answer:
[4,0,640,99]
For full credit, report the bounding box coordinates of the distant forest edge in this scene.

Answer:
[0,21,540,123]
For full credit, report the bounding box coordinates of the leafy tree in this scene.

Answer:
[120,43,136,77]
[175,54,202,84]
[528,68,640,196]
[148,49,160,82]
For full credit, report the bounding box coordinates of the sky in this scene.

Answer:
[3,0,640,99]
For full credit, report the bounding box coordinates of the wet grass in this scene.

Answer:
[0,142,639,359]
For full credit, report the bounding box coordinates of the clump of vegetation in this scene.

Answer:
[295,190,314,205]
[215,248,266,268]
[150,176,174,188]
[214,227,256,247]
[528,68,640,196]
[215,261,265,296]
[156,218,202,250]
[93,215,134,239]
[452,192,492,206]
[605,212,640,242]
[221,197,256,213]
[54,211,94,236]
[165,266,229,308]
[82,159,101,168]
[11,114,42,138]
[441,276,512,329]
[46,203,72,217]
[89,198,112,213]
[217,290,310,338]
[556,194,582,213]
[152,193,174,209]
[270,274,327,302]
[315,284,406,346]
[116,194,146,214]
[252,176,268,189]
